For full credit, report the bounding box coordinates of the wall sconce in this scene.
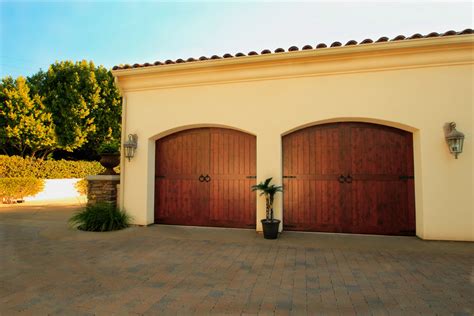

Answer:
[123,134,138,161]
[444,122,464,159]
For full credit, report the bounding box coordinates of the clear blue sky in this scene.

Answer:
[1,1,472,78]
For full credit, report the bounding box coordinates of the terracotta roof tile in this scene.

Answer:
[426,32,440,38]
[392,35,406,41]
[442,30,457,36]
[112,29,473,70]
[375,37,389,43]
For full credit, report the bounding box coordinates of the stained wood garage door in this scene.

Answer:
[282,122,415,235]
[155,128,256,228]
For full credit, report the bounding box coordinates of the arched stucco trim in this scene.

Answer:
[281,117,419,136]
[149,123,257,141]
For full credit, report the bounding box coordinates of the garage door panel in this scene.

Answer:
[350,125,409,176]
[284,179,343,231]
[155,179,209,225]
[349,180,409,234]
[283,122,415,236]
[155,128,256,228]
[209,178,255,227]
[209,129,256,228]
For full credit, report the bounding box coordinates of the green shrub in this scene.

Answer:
[0,177,44,203]
[69,203,131,232]
[0,155,105,179]
[75,179,88,195]
[98,140,120,154]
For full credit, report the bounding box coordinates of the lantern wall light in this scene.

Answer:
[123,134,138,161]
[444,122,464,159]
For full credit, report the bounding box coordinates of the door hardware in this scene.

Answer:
[338,175,346,183]
[155,175,166,179]
[204,175,211,182]
[198,175,205,182]
[283,176,297,179]
[399,176,414,180]
[246,176,257,179]
[345,175,353,183]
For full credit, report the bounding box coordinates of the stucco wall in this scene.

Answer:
[115,36,473,241]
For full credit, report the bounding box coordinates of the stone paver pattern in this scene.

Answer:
[0,204,473,315]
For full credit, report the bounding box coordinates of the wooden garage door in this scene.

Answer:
[155,128,256,228]
[282,122,415,235]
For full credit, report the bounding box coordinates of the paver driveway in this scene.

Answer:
[0,204,473,315]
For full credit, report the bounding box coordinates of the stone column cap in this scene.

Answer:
[86,175,120,181]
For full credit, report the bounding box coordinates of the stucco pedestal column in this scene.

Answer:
[86,175,120,207]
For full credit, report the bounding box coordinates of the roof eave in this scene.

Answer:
[112,35,474,78]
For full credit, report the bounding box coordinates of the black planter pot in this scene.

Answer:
[261,219,281,239]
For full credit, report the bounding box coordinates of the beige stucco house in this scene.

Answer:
[112,29,473,241]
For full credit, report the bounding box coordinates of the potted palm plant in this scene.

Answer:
[251,177,283,239]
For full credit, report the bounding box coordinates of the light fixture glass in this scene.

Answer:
[123,134,138,161]
[445,122,464,159]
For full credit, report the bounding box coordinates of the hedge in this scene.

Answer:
[75,179,88,196]
[0,155,105,179]
[0,177,44,203]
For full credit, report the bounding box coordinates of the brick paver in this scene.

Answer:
[0,204,473,315]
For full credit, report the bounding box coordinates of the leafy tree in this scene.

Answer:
[77,65,121,158]
[38,61,121,155]
[26,69,46,96]
[41,60,101,151]
[0,76,56,158]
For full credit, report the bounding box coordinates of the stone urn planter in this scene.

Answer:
[98,141,120,175]
[99,153,120,175]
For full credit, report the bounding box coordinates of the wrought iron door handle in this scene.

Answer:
[338,175,346,183]
[346,175,353,183]
[204,175,211,182]
[198,175,205,182]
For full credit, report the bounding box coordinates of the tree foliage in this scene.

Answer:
[41,60,101,151]
[0,60,122,159]
[0,76,56,158]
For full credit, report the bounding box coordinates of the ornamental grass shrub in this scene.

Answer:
[0,155,105,179]
[0,177,44,203]
[69,203,131,232]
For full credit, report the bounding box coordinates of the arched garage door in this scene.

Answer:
[155,128,256,228]
[282,122,415,235]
